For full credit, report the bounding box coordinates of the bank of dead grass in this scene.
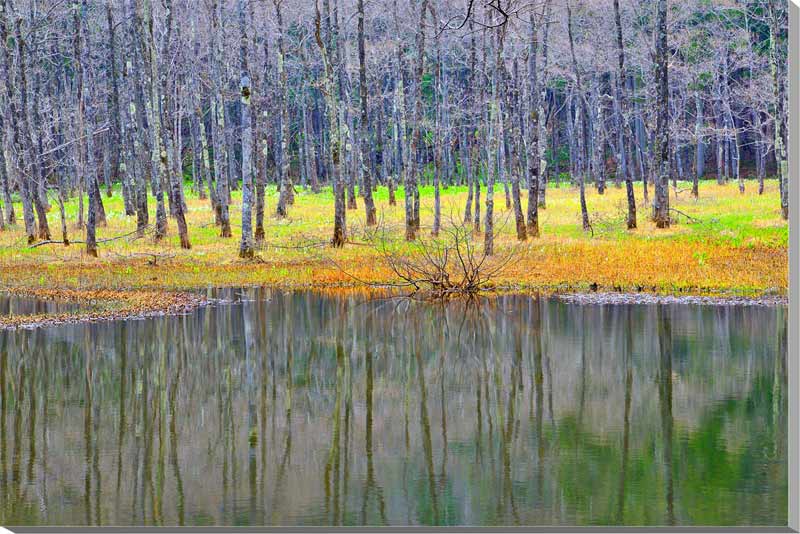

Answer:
[0,179,787,320]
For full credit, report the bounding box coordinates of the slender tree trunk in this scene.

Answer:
[430,3,441,236]
[2,5,40,243]
[652,0,670,228]
[74,0,97,255]
[389,75,402,207]
[210,0,231,237]
[136,0,168,241]
[526,9,540,237]
[315,0,345,246]
[768,0,788,219]
[404,0,428,241]
[0,137,6,230]
[613,0,636,228]
[463,20,476,224]
[106,5,123,202]
[753,109,765,195]
[160,0,190,248]
[255,38,270,243]
[505,58,525,241]
[463,126,473,223]
[358,0,376,226]
[473,48,483,236]
[275,0,293,218]
[567,2,591,232]
[31,73,53,238]
[485,24,506,256]
[537,0,551,209]
[693,92,702,197]
[0,145,13,227]
[125,54,149,235]
[17,24,51,240]
[238,0,254,257]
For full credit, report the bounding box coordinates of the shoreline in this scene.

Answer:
[553,291,788,308]
[0,287,208,330]
[0,282,787,330]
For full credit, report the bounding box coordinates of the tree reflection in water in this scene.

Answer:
[0,289,788,527]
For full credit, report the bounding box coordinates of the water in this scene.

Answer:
[0,289,788,527]
[0,294,82,317]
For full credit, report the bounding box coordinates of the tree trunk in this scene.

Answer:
[534,1,551,209]
[74,0,97,256]
[106,5,123,201]
[430,3,441,236]
[238,0,254,257]
[693,92,702,197]
[485,25,505,256]
[652,0,670,228]
[2,5,42,243]
[315,0,345,246]
[137,0,169,241]
[613,0,636,228]
[404,0,429,241]
[275,0,293,218]
[210,0,231,237]
[358,0,376,226]
[504,58,524,241]
[526,9,540,237]
[567,1,591,233]
[768,0,788,219]
[463,130,473,224]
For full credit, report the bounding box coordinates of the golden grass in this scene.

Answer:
[0,178,788,300]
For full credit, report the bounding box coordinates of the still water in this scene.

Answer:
[0,295,82,317]
[0,289,788,527]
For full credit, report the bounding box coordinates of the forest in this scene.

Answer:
[0,0,790,302]
[0,1,791,528]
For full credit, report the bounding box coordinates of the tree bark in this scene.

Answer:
[358,0,376,226]
[74,0,96,255]
[526,9,540,237]
[693,91,702,197]
[567,1,591,233]
[238,0,254,257]
[137,0,169,241]
[613,0,636,228]
[404,0,428,241]
[315,0,346,246]
[652,0,670,228]
[210,0,231,237]
[768,0,788,219]
[275,0,293,218]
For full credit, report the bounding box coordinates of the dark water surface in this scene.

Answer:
[0,289,788,527]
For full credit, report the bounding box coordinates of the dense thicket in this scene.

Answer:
[0,0,789,256]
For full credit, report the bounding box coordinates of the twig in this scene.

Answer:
[669,207,702,223]
[28,225,154,248]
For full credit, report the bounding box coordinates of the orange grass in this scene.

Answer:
[0,178,787,302]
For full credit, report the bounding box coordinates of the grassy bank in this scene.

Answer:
[0,178,788,301]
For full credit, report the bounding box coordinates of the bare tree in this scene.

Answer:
[238,0,254,258]
[613,0,636,229]
[652,0,670,228]
[358,0,376,226]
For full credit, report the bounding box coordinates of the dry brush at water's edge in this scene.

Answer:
[0,287,208,330]
[0,254,788,330]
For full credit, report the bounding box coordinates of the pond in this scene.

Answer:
[0,289,788,527]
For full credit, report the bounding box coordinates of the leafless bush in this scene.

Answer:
[362,216,520,299]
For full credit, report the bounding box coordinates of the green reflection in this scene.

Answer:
[0,291,787,527]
